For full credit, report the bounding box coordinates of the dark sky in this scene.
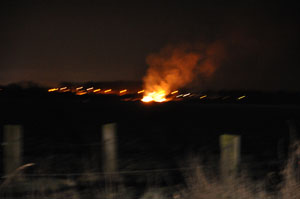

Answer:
[0,0,299,90]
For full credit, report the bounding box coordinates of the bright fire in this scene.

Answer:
[141,42,224,103]
[141,91,167,103]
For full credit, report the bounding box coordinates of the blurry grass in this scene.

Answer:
[0,147,300,199]
[278,151,300,199]
[181,163,269,199]
[181,147,300,199]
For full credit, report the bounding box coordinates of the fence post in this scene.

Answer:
[102,123,118,174]
[3,125,23,175]
[219,134,241,180]
[102,123,118,198]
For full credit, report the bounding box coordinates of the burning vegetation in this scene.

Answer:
[142,42,225,102]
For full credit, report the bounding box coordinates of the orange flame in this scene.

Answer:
[141,90,167,103]
[141,42,224,103]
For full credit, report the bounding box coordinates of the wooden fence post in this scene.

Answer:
[102,123,118,173]
[219,134,241,180]
[3,125,23,175]
[102,123,118,198]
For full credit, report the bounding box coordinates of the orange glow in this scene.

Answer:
[76,91,87,95]
[120,89,127,94]
[104,89,112,93]
[48,88,58,92]
[200,95,207,99]
[93,89,101,93]
[141,42,225,104]
[137,90,145,94]
[76,86,83,90]
[142,90,167,103]
[142,45,203,104]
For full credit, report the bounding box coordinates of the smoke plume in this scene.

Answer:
[143,41,225,95]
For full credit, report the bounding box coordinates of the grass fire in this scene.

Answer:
[141,90,167,102]
[141,42,225,103]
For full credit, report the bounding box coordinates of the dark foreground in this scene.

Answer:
[0,91,300,198]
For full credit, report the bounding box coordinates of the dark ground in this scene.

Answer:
[0,90,299,188]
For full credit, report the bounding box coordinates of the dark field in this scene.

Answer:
[1,91,299,171]
[0,91,300,198]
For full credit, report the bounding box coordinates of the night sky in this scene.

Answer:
[0,1,299,91]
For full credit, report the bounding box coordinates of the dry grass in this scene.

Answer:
[181,164,269,199]
[0,147,300,199]
[278,149,300,199]
[181,145,300,199]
